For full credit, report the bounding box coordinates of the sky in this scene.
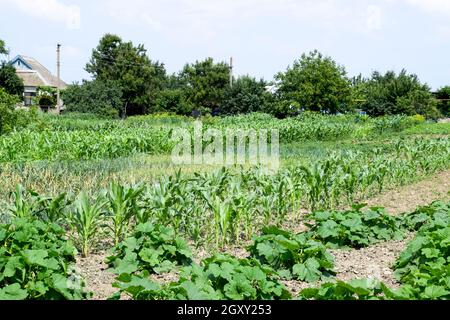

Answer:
[0,0,449,90]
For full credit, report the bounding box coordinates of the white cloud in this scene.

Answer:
[366,5,382,31]
[7,0,81,30]
[404,0,450,15]
[104,0,352,40]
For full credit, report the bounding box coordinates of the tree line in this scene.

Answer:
[0,35,449,121]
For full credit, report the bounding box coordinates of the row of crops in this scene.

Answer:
[0,113,420,162]
[2,137,449,251]
[1,197,448,300]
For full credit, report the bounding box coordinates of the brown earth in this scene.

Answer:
[363,170,450,215]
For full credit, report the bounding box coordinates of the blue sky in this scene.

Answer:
[1,0,449,90]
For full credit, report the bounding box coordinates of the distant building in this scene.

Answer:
[9,55,67,107]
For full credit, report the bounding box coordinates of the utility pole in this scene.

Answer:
[56,43,61,114]
[229,57,233,87]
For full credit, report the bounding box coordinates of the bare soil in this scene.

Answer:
[363,170,450,215]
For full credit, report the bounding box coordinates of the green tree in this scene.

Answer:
[0,39,8,55]
[361,70,440,118]
[0,63,24,97]
[436,86,450,117]
[62,80,123,118]
[275,50,352,115]
[155,88,193,115]
[85,34,166,116]
[179,58,230,115]
[220,76,271,115]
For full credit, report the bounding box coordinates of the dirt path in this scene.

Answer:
[363,169,450,215]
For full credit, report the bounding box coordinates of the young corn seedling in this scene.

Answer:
[106,181,145,246]
[7,184,36,218]
[68,192,107,257]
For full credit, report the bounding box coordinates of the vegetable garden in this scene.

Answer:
[0,112,449,300]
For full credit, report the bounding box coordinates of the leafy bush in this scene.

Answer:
[248,227,335,282]
[107,223,193,276]
[113,254,292,300]
[62,80,123,118]
[305,205,404,248]
[0,87,20,134]
[0,218,90,300]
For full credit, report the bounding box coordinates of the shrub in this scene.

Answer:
[62,80,123,118]
[0,87,20,134]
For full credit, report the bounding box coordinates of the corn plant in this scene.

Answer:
[68,192,107,257]
[7,184,36,218]
[106,182,145,246]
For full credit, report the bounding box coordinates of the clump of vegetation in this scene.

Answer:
[305,205,404,248]
[112,254,291,300]
[0,218,90,300]
[63,80,123,118]
[248,227,335,282]
[275,50,352,117]
[394,201,450,300]
[107,223,193,276]
[354,70,441,119]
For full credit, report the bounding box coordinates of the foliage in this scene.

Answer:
[67,192,107,257]
[401,201,450,232]
[358,70,440,118]
[179,58,230,115]
[275,50,352,115]
[106,181,145,245]
[33,86,56,107]
[298,279,394,300]
[107,223,193,276]
[0,218,90,300]
[394,201,450,299]
[6,184,70,223]
[0,62,24,97]
[220,76,271,115]
[62,80,123,118]
[85,34,166,115]
[154,88,194,115]
[113,254,291,300]
[436,86,450,117]
[305,205,404,248]
[248,226,335,282]
[0,87,20,134]
[0,39,8,55]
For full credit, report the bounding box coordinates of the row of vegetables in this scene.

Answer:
[1,200,448,300]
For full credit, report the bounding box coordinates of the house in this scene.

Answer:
[9,55,67,107]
